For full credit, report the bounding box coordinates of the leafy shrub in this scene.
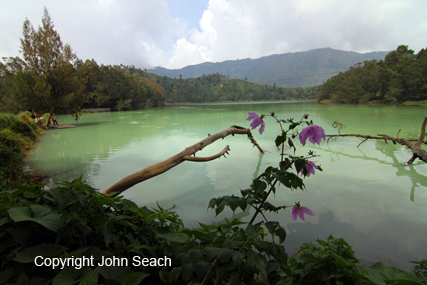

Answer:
[0,113,38,140]
[0,128,32,185]
[0,177,287,284]
[285,235,365,284]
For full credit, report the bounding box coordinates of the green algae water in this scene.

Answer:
[26,102,427,269]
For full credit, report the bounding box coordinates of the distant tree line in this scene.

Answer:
[0,58,165,114]
[73,61,164,111]
[316,45,427,104]
[128,68,317,103]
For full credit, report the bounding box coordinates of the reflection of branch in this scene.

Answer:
[318,141,427,201]
[326,118,427,164]
[102,125,264,196]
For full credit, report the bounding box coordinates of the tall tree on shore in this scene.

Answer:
[5,8,85,125]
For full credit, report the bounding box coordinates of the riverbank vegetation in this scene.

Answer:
[316,45,427,104]
[0,112,42,191]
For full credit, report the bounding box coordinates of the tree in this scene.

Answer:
[6,8,85,126]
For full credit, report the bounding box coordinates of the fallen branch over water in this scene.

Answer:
[102,125,264,196]
[326,117,427,164]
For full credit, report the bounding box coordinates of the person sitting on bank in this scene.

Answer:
[53,114,59,126]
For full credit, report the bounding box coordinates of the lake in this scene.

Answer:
[25,101,427,270]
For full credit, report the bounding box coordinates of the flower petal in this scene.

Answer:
[247,111,259,121]
[292,206,298,221]
[299,125,325,146]
[259,121,265,134]
[297,209,306,221]
[301,206,315,217]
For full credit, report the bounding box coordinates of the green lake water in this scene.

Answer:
[25,102,427,269]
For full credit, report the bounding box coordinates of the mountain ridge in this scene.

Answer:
[148,48,390,87]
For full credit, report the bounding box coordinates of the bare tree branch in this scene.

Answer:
[326,117,427,165]
[183,145,230,162]
[102,125,264,196]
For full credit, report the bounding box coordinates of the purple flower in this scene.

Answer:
[300,161,318,177]
[247,111,265,134]
[292,202,315,221]
[299,125,326,146]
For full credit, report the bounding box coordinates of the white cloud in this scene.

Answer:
[161,0,427,68]
[1,0,426,69]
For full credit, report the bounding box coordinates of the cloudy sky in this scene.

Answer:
[1,0,426,69]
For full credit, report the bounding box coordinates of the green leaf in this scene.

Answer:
[168,267,181,283]
[253,180,267,194]
[13,243,67,263]
[7,205,60,231]
[246,224,259,240]
[17,271,29,285]
[205,247,220,259]
[227,198,238,212]
[78,268,99,285]
[120,272,150,285]
[0,268,18,284]
[215,200,226,216]
[288,137,296,152]
[295,159,306,174]
[195,262,210,279]
[156,233,189,244]
[208,198,217,209]
[272,172,291,188]
[232,251,245,266]
[275,225,287,243]
[181,263,194,282]
[275,133,286,147]
[216,248,234,263]
[98,266,133,283]
[0,217,10,227]
[52,267,90,285]
[228,271,242,284]
[363,262,423,285]
[237,198,247,211]
[189,250,204,262]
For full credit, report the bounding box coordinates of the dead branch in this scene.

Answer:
[102,125,264,196]
[326,117,427,165]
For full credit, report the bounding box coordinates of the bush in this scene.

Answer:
[0,113,40,190]
[0,113,38,140]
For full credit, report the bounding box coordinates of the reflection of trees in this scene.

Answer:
[312,140,426,201]
[373,141,426,201]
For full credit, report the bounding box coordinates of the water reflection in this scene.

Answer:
[25,103,427,270]
[315,137,427,201]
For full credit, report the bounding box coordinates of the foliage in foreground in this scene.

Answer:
[0,179,426,284]
[0,112,40,191]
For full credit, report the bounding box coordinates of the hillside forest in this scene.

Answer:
[316,45,427,104]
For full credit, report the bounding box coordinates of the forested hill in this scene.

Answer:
[316,45,427,104]
[129,69,316,103]
[148,48,389,88]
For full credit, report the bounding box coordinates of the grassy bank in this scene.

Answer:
[402,100,427,107]
[0,112,43,191]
